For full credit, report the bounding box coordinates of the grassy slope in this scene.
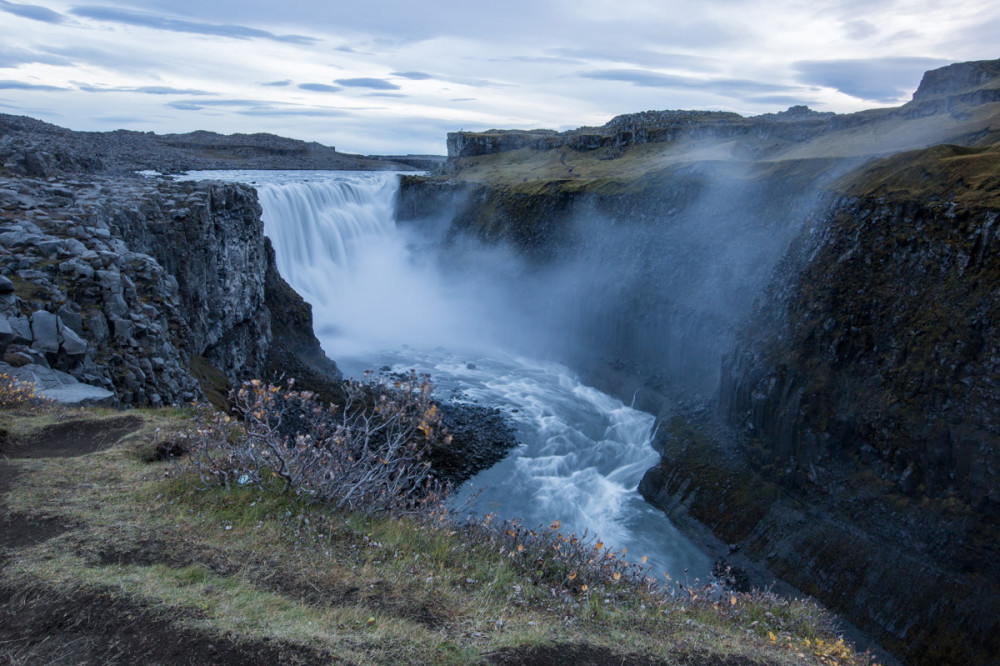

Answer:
[0,405,871,665]
[439,101,1000,191]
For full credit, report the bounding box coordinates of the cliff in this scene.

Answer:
[0,120,342,406]
[693,141,1000,664]
[400,59,1000,665]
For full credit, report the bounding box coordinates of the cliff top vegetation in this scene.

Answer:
[0,393,875,665]
[437,60,1000,190]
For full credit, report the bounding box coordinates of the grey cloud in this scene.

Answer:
[505,55,584,66]
[582,69,697,88]
[0,0,64,23]
[0,79,67,91]
[551,47,713,70]
[581,69,793,96]
[0,46,72,68]
[168,101,203,111]
[69,6,318,44]
[79,84,215,95]
[93,115,157,124]
[794,57,949,102]
[391,71,433,80]
[262,80,292,87]
[299,83,341,92]
[167,98,266,111]
[365,92,408,98]
[335,77,401,90]
[844,20,878,40]
[237,108,351,118]
[451,97,475,102]
[748,95,819,108]
[37,45,163,72]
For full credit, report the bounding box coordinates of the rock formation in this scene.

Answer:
[402,59,1000,665]
[0,117,342,406]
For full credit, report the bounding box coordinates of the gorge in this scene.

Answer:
[1,58,999,665]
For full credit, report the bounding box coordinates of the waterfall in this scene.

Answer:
[181,169,713,581]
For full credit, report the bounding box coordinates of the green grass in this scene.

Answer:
[0,406,876,665]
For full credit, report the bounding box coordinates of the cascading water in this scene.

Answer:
[183,169,712,581]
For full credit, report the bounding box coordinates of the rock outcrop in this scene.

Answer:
[679,141,1000,665]
[406,58,1000,666]
[0,122,342,406]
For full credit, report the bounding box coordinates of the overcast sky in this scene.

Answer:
[0,0,997,154]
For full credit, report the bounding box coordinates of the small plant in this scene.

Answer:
[180,371,452,515]
[0,372,49,410]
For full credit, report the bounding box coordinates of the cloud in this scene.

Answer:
[550,47,713,70]
[748,95,818,108]
[580,69,794,96]
[794,57,950,102]
[78,84,215,95]
[365,92,408,98]
[93,115,159,124]
[451,97,476,102]
[262,80,292,87]
[335,77,401,90]
[843,20,878,40]
[0,79,68,90]
[298,83,341,93]
[36,45,165,72]
[391,71,433,80]
[0,46,72,68]
[69,6,318,44]
[236,107,352,118]
[167,98,268,111]
[0,0,64,23]
[581,69,694,88]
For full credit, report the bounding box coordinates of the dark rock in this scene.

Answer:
[59,322,88,356]
[0,315,12,354]
[29,310,60,354]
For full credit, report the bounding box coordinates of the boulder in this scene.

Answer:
[29,310,60,354]
[59,322,88,356]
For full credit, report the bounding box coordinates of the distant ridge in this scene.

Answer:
[0,114,443,174]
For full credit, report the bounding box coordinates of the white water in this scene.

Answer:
[184,170,712,581]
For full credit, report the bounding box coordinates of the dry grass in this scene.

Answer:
[0,406,877,665]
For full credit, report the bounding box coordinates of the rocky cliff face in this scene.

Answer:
[688,142,1000,665]
[0,121,342,406]
[408,58,1000,666]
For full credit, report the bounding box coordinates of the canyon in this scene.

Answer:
[1,58,998,665]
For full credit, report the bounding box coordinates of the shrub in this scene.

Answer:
[181,371,452,515]
[0,372,49,410]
